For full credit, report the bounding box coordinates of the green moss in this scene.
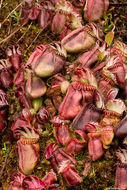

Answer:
[80,154,116,189]
[0,0,127,188]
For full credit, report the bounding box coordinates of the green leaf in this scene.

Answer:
[32,97,43,112]
[11,10,21,22]
[104,24,114,33]
[98,52,105,61]
[105,30,114,46]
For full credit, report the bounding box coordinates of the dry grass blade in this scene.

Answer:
[24,28,44,54]
[110,3,127,6]
[17,22,32,43]
[0,145,11,179]
[0,0,3,9]
[0,23,25,44]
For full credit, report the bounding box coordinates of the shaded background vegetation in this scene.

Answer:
[0,0,127,189]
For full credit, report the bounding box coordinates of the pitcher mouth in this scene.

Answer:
[20,137,39,145]
[104,109,121,117]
